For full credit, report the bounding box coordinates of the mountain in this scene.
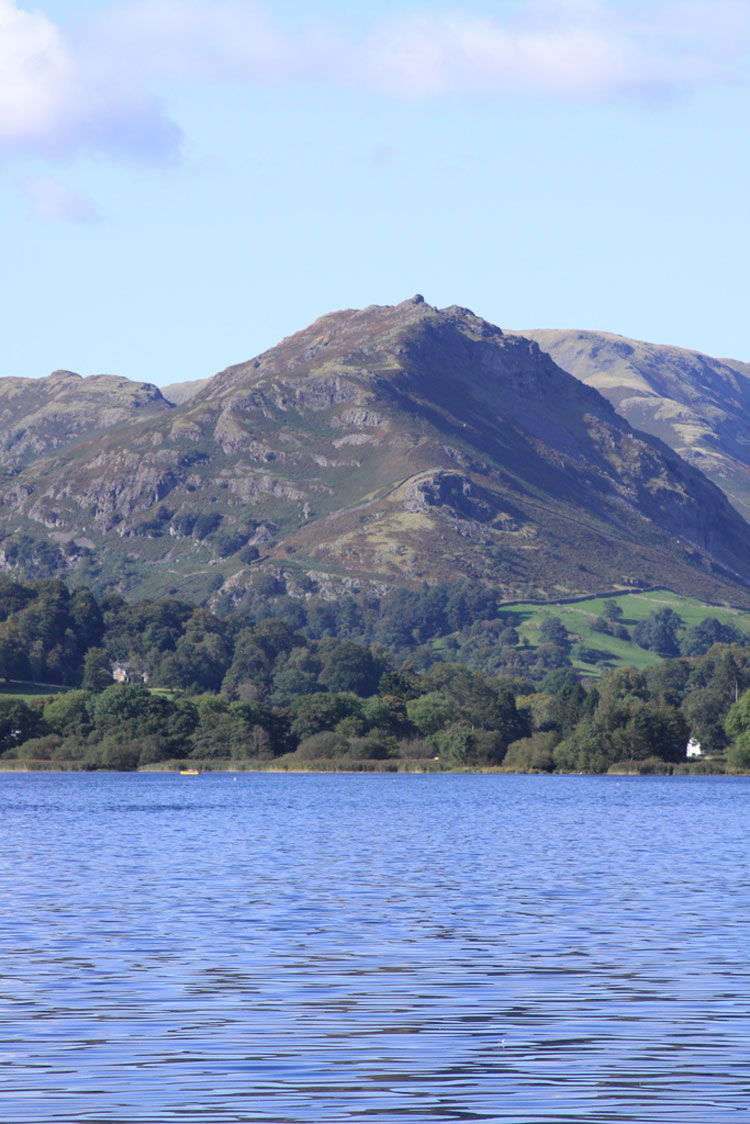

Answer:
[162,378,210,405]
[3,298,750,607]
[521,330,750,521]
[0,370,172,469]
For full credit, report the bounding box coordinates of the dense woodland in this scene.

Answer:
[3,575,750,773]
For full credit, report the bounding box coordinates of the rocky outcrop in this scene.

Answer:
[405,472,496,523]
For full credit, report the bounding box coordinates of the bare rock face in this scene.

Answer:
[3,298,750,606]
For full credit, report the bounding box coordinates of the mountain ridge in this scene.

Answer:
[520,328,750,521]
[2,299,750,607]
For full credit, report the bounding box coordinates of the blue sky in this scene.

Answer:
[2,0,749,386]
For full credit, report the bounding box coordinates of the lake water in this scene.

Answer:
[2,773,750,1123]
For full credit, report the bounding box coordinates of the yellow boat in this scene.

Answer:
[180,768,200,775]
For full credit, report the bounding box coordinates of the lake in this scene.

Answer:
[2,772,749,1122]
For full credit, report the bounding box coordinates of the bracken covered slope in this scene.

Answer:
[2,298,750,605]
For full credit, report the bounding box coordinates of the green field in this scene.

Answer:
[0,681,70,702]
[500,589,750,678]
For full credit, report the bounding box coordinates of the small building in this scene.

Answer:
[686,737,703,758]
[111,661,149,685]
[111,661,131,683]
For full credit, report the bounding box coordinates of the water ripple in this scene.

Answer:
[1,773,750,1121]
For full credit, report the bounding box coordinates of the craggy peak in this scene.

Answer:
[1,299,750,610]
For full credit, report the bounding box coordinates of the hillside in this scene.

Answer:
[162,378,211,405]
[520,330,750,520]
[3,298,750,606]
[0,370,172,469]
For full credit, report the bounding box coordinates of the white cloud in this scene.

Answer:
[0,0,73,141]
[0,0,180,158]
[1,0,748,161]
[22,175,100,222]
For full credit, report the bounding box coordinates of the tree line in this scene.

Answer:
[3,575,750,771]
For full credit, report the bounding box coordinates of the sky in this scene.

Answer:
[2,0,750,387]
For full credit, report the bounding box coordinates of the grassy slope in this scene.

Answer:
[500,589,750,677]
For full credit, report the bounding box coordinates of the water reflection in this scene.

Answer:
[1,774,749,1121]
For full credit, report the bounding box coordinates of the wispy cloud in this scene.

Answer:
[362,14,655,98]
[87,0,296,83]
[1,0,748,160]
[22,175,100,222]
[361,1,750,98]
[94,0,750,98]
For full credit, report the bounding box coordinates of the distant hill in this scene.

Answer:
[0,370,171,469]
[3,299,750,606]
[521,330,750,521]
[162,378,210,405]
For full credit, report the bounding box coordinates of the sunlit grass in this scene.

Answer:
[500,588,750,678]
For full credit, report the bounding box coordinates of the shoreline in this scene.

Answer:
[0,762,740,777]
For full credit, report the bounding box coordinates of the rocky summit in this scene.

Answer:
[2,297,750,606]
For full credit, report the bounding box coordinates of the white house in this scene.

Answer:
[686,737,703,758]
[111,661,149,684]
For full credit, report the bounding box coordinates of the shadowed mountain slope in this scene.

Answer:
[521,329,750,521]
[2,299,750,606]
